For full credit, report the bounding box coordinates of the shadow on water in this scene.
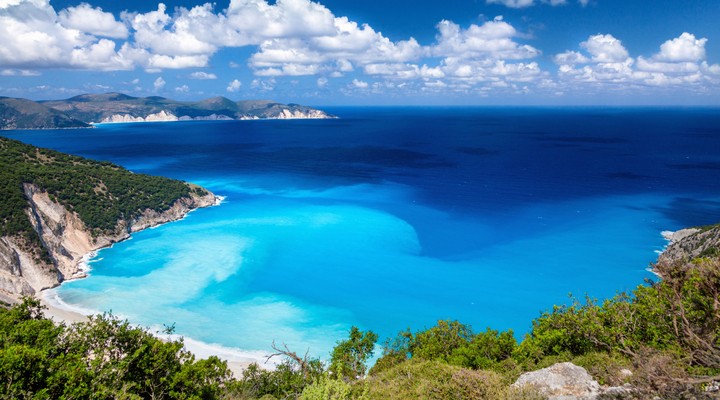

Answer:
[654,197,720,227]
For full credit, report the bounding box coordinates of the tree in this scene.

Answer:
[330,326,378,381]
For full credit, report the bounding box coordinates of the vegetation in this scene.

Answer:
[0,298,232,399]
[1,254,719,398]
[0,97,89,130]
[0,137,204,255]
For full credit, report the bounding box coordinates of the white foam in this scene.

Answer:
[42,288,102,318]
[661,230,675,242]
[214,195,227,206]
[165,333,278,368]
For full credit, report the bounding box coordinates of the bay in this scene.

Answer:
[4,107,720,363]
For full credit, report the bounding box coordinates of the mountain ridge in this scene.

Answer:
[1,93,334,129]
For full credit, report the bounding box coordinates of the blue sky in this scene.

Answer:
[1,0,719,105]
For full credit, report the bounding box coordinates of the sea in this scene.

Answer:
[3,107,720,365]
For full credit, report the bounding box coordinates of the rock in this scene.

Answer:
[513,362,601,400]
[0,183,216,299]
[659,225,720,264]
[513,363,639,399]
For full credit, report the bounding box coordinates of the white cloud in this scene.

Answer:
[58,3,128,39]
[0,68,39,76]
[190,71,218,79]
[655,32,707,62]
[248,15,422,77]
[153,76,165,91]
[364,63,445,80]
[226,79,242,92]
[128,4,216,57]
[581,34,630,63]
[486,0,588,7]
[317,77,328,87]
[351,79,368,88]
[0,0,130,70]
[431,17,540,60]
[486,0,535,8]
[251,78,275,91]
[555,32,720,91]
[554,51,590,65]
[146,54,210,69]
[175,84,189,92]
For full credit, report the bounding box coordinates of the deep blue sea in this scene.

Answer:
[4,107,720,364]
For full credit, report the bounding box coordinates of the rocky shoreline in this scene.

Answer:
[0,184,218,300]
[658,225,719,265]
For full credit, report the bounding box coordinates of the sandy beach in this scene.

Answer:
[37,288,258,377]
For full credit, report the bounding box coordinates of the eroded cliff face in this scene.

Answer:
[659,226,720,264]
[0,184,216,299]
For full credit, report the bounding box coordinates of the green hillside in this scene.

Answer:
[0,137,205,249]
[0,97,89,130]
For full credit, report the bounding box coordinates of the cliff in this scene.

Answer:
[43,93,335,125]
[0,93,334,130]
[0,184,215,299]
[0,137,217,299]
[659,225,720,264]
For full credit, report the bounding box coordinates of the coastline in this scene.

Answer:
[35,194,268,376]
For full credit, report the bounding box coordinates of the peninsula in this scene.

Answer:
[0,93,334,130]
[0,137,217,299]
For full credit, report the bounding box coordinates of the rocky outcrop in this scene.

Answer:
[274,108,333,119]
[0,184,216,300]
[101,110,179,123]
[99,108,332,124]
[512,362,635,400]
[513,362,601,399]
[659,226,720,264]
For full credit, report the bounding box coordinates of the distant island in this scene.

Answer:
[0,137,217,298]
[0,93,334,130]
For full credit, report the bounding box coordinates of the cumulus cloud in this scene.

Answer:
[415,17,546,88]
[0,0,131,70]
[431,17,539,60]
[251,78,275,91]
[153,76,165,91]
[655,32,707,62]
[580,34,630,63]
[58,3,128,39]
[248,15,422,77]
[0,0,549,95]
[175,84,189,92]
[226,79,242,92]
[351,79,368,88]
[555,32,720,90]
[190,71,218,79]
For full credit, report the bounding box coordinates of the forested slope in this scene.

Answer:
[0,137,215,296]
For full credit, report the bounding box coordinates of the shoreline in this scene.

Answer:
[36,194,270,376]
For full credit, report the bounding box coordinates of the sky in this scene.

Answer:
[0,0,719,105]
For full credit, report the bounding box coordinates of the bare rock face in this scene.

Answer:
[659,226,720,264]
[513,362,601,400]
[0,184,216,299]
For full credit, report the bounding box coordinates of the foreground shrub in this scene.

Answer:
[362,359,533,400]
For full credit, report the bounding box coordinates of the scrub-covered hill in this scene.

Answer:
[0,137,216,296]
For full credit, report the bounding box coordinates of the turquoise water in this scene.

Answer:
[5,107,720,363]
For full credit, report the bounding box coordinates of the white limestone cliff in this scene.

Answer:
[0,184,216,299]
